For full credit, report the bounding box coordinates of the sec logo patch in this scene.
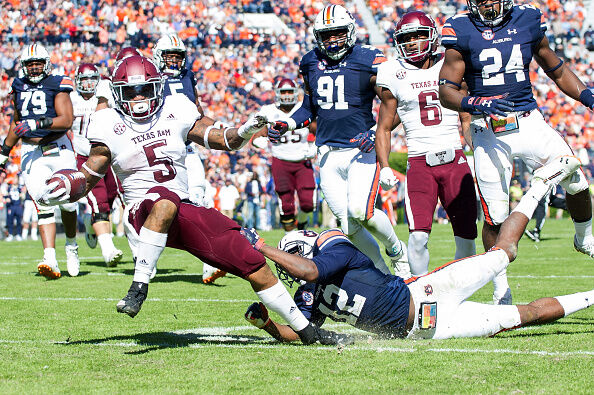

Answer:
[396,69,406,80]
[424,284,433,296]
[302,291,314,305]
[114,123,126,135]
[482,29,494,40]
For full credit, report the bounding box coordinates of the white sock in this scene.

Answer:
[43,248,56,261]
[454,236,476,260]
[408,231,430,276]
[65,237,77,246]
[31,227,38,238]
[256,281,309,331]
[347,225,390,274]
[132,227,167,284]
[366,208,401,252]
[555,290,594,317]
[21,228,28,239]
[512,181,550,219]
[493,268,510,298]
[98,233,116,253]
[573,219,593,245]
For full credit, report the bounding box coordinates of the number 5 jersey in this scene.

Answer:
[86,95,201,204]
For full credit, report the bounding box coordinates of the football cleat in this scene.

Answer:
[104,249,123,267]
[116,281,148,318]
[296,323,354,346]
[574,236,594,258]
[202,263,227,284]
[65,244,80,277]
[83,215,97,249]
[387,241,411,279]
[524,229,540,243]
[493,287,512,305]
[532,156,581,188]
[37,259,61,279]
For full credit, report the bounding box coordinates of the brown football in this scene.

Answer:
[47,169,87,203]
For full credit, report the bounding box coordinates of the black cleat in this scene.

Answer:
[296,323,354,346]
[524,228,540,243]
[116,281,148,318]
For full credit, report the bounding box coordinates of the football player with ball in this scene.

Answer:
[39,55,351,346]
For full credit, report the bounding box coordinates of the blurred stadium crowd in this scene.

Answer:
[1,0,593,240]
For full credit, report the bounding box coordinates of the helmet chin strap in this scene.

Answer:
[132,102,149,113]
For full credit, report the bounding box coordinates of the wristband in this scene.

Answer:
[438,78,462,89]
[203,125,215,150]
[543,59,563,74]
[223,127,232,150]
[579,88,594,109]
[254,238,265,251]
[82,163,105,178]
[460,96,476,113]
[1,143,11,156]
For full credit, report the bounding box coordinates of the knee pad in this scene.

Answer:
[482,199,509,225]
[92,211,110,224]
[409,231,429,252]
[38,211,55,225]
[59,202,78,213]
[560,170,589,195]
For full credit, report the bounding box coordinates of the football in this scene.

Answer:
[46,169,87,203]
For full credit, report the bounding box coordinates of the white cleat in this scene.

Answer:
[532,155,581,187]
[150,266,157,280]
[65,244,80,277]
[104,249,123,267]
[493,288,512,305]
[387,241,411,279]
[574,236,594,258]
[37,259,61,279]
[202,262,226,284]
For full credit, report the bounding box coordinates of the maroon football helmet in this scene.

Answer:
[110,55,164,120]
[274,78,299,106]
[74,63,100,94]
[115,46,143,62]
[394,11,438,64]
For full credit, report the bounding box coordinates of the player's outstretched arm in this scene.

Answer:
[534,36,594,110]
[240,227,320,282]
[438,48,467,112]
[80,143,112,195]
[187,115,268,151]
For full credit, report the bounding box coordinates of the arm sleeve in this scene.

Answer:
[290,93,315,128]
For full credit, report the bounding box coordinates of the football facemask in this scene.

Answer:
[276,230,318,288]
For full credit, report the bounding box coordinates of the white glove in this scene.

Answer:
[237,114,269,139]
[0,153,8,167]
[38,181,69,206]
[379,167,397,190]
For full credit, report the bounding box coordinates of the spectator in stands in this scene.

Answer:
[219,178,241,220]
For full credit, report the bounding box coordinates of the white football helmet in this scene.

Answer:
[277,230,319,287]
[20,43,51,83]
[467,0,514,27]
[313,4,357,60]
[153,34,187,77]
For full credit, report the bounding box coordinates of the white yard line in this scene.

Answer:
[0,296,253,303]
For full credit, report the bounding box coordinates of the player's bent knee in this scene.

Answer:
[38,211,55,225]
[560,171,589,195]
[92,211,110,224]
[341,217,362,236]
[59,202,78,213]
[484,200,509,225]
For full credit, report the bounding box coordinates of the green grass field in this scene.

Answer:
[0,218,592,394]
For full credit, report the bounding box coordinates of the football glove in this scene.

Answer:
[240,227,265,251]
[38,180,69,206]
[350,130,376,153]
[460,95,514,118]
[237,114,269,140]
[14,117,53,137]
[244,302,271,329]
[379,167,397,190]
[268,117,296,144]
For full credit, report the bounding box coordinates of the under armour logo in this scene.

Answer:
[507,29,517,35]
[483,100,492,107]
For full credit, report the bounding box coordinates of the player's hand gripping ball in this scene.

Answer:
[39,169,86,206]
